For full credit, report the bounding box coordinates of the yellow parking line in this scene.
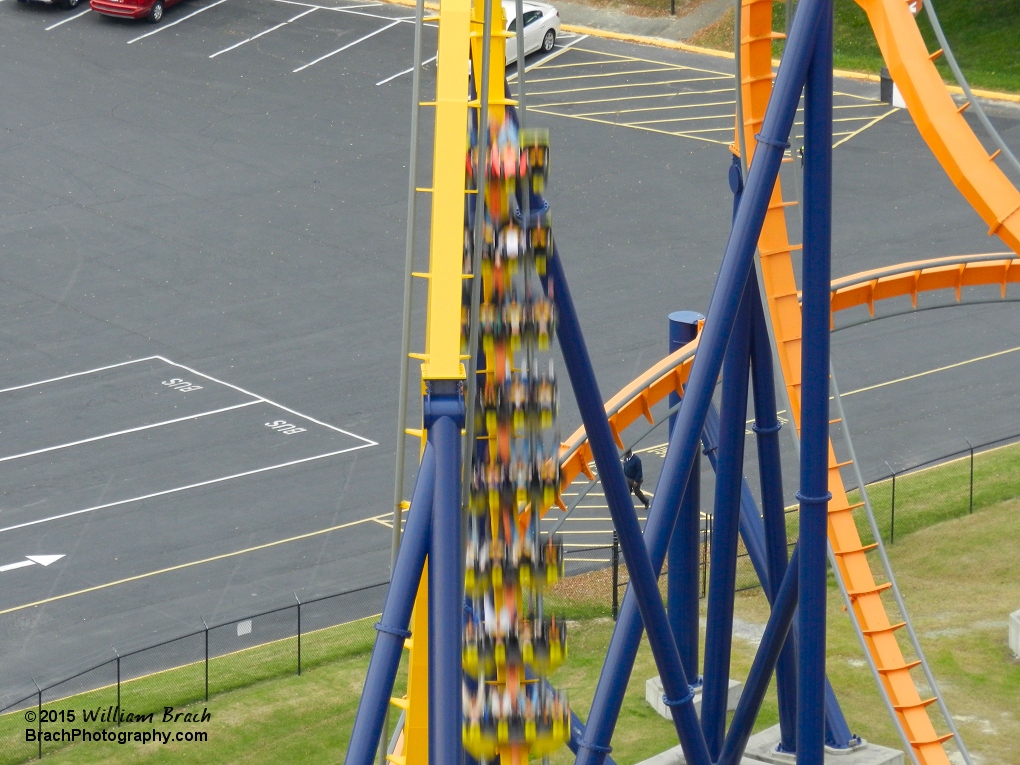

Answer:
[629,112,734,126]
[795,114,894,127]
[573,98,735,117]
[843,344,1020,397]
[526,66,689,84]
[538,88,734,109]
[673,133,732,145]
[834,102,892,110]
[833,114,893,122]
[525,57,656,71]
[674,125,734,134]
[0,514,392,616]
[831,108,898,148]
[832,90,882,102]
[569,46,729,77]
[529,74,730,97]
[530,107,692,138]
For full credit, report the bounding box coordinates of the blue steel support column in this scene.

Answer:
[667,311,704,683]
[570,3,828,760]
[546,250,712,765]
[701,279,752,758]
[796,1,833,763]
[426,384,465,765]
[345,446,437,765]
[705,404,855,751]
[717,546,801,765]
[748,286,799,751]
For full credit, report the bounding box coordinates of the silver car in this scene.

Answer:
[503,1,561,64]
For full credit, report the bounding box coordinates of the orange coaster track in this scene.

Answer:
[557,252,1020,491]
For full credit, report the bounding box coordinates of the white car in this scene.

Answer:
[503,1,560,65]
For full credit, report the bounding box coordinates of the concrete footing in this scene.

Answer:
[1009,608,1020,658]
[743,725,903,765]
[634,743,759,765]
[645,676,742,720]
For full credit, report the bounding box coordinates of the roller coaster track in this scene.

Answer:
[555,0,1020,755]
[855,0,1020,256]
[557,251,1020,488]
[553,3,1020,757]
[382,0,1019,759]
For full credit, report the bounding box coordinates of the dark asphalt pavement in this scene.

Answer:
[0,0,1017,705]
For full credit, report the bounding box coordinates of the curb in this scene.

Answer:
[380,0,1020,105]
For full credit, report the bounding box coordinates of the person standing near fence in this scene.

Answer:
[622,449,649,509]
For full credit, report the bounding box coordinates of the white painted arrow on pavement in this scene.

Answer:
[0,555,65,573]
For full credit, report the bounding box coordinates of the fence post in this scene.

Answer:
[112,648,121,726]
[611,532,619,621]
[202,618,209,702]
[33,679,41,761]
[701,514,711,598]
[965,438,974,514]
[295,592,302,676]
[884,461,896,544]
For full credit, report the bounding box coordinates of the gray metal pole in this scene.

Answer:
[461,0,495,508]
[391,0,429,570]
[382,9,426,756]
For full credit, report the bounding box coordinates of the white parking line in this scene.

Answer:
[210,7,317,58]
[0,442,373,535]
[506,34,589,82]
[158,357,377,444]
[0,400,263,465]
[376,54,437,86]
[45,8,91,30]
[127,0,229,44]
[0,357,158,395]
[293,19,401,73]
[273,0,396,22]
[0,355,376,445]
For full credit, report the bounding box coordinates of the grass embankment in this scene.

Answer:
[0,617,387,765]
[563,0,718,22]
[6,444,1017,764]
[688,0,1020,94]
[544,498,1020,764]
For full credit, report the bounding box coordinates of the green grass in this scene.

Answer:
[844,439,1020,545]
[8,497,1017,764]
[0,616,381,765]
[3,441,1016,764]
[567,0,717,21]
[546,499,1020,764]
[689,0,1020,94]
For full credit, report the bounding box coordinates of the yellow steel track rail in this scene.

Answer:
[394,1,514,763]
[421,0,472,383]
[394,2,473,763]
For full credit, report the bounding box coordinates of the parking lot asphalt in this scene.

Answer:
[1,0,1018,703]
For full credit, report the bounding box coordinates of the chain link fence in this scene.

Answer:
[0,582,387,765]
[551,433,1020,614]
[848,434,1020,545]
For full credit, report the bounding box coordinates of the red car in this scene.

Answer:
[90,0,183,22]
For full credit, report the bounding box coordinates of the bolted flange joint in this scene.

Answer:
[423,379,466,429]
